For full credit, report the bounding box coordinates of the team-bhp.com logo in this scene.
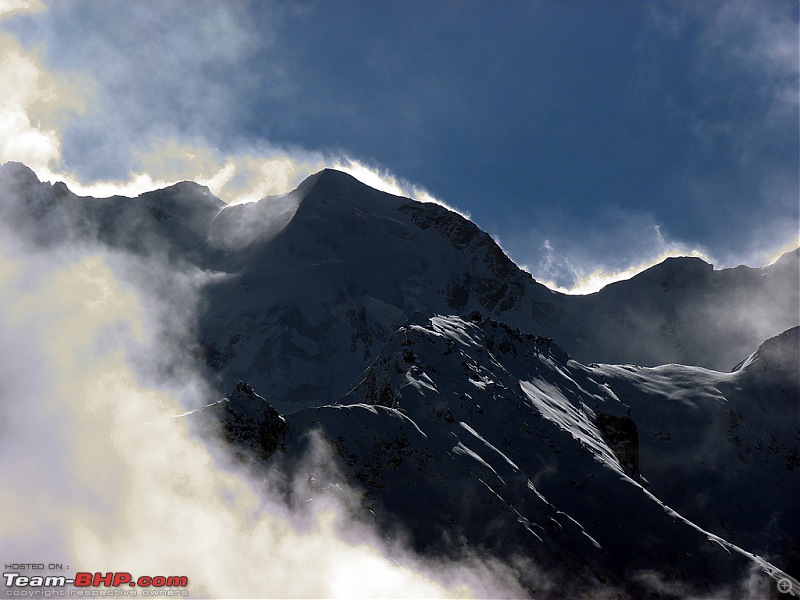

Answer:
[3,570,189,597]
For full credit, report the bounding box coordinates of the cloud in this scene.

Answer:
[0,1,475,211]
[0,24,455,212]
[0,3,86,178]
[56,147,463,215]
[0,0,43,18]
[766,235,800,266]
[531,246,712,296]
[209,151,325,206]
[0,3,325,205]
[0,32,84,176]
[641,0,797,156]
[0,0,794,298]
[0,17,322,205]
[31,1,261,181]
[505,0,797,294]
[0,1,314,204]
[59,140,326,204]
[698,0,797,128]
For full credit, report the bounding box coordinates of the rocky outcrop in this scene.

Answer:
[595,413,640,477]
[219,381,288,460]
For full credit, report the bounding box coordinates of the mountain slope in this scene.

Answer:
[196,169,559,410]
[198,316,799,597]
[565,251,800,370]
[0,161,225,259]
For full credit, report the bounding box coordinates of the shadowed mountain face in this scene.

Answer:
[189,168,799,409]
[0,161,225,259]
[1,161,798,596]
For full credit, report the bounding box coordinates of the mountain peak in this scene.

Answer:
[0,161,42,186]
[296,168,385,202]
[170,180,212,193]
[648,255,713,275]
[314,167,367,185]
[733,326,800,373]
[139,179,226,211]
[598,255,713,296]
[770,247,800,269]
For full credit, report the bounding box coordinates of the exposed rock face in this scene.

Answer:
[399,202,529,313]
[595,414,640,477]
[733,325,800,374]
[218,381,288,460]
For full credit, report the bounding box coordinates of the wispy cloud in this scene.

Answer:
[0,1,324,204]
[635,0,798,269]
[532,244,712,295]
[332,157,470,218]
[61,140,326,203]
[519,210,714,294]
[509,0,798,292]
[0,1,486,218]
[0,0,794,291]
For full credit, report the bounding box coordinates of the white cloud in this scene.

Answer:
[216,153,325,205]
[0,35,62,174]
[0,0,43,18]
[629,0,799,276]
[765,235,800,266]
[0,2,320,205]
[55,171,173,198]
[1,0,792,295]
[694,0,798,166]
[56,148,325,203]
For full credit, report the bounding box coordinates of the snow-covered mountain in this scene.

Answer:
[189,167,798,411]
[2,162,795,412]
[200,317,798,597]
[1,161,798,596]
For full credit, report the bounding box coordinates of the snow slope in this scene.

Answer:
[200,316,798,596]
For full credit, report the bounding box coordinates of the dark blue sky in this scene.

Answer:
[2,0,797,290]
